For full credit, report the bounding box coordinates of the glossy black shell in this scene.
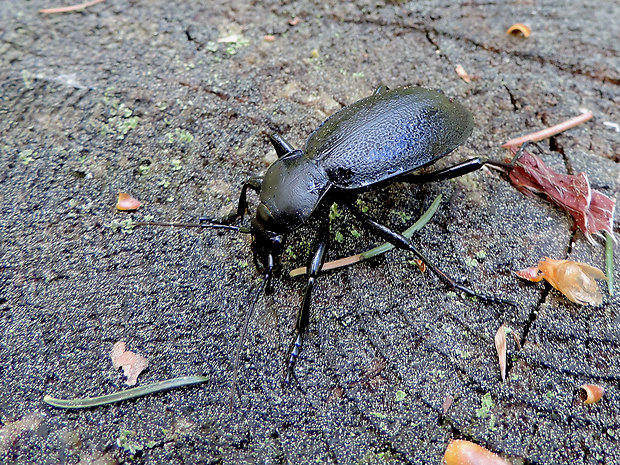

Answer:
[305,86,474,189]
[258,86,473,233]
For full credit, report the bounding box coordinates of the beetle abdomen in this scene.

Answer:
[304,87,473,189]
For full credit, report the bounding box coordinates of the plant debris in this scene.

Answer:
[290,195,441,277]
[443,439,510,465]
[116,192,141,211]
[40,0,105,14]
[455,64,475,83]
[507,149,616,243]
[0,412,44,451]
[579,384,605,405]
[111,342,149,386]
[494,323,507,382]
[516,258,607,306]
[44,376,208,409]
[505,23,531,37]
[501,111,593,148]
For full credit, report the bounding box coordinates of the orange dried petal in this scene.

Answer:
[444,440,510,465]
[579,384,605,404]
[116,192,141,211]
[506,23,531,37]
[515,265,544,282]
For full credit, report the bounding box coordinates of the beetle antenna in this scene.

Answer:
[228,261,273,412]
[132,219,250,234]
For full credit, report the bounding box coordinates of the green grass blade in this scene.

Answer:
[606,231,614,297]
[359,194,442,260]
[44,375,208,409]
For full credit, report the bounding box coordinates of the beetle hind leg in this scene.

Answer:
[347,204,516,306]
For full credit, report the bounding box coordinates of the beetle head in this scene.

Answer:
[250,204,286,291]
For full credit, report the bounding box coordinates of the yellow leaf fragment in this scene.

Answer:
[444,439,510,465]
[516,257,607,306]
[116,192,141,211]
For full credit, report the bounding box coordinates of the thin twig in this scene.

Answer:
[40,0,105,14]
[501,111,593,148]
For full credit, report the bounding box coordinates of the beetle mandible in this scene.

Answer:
[207,85,513,391]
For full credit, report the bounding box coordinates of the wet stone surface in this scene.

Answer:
[1,0,619,463]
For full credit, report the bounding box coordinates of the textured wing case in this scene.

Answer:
[304,87,474,189]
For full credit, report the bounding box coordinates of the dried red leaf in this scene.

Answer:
[110,341,149,386]
[516,257,607,306]
[116,192,141,211]
[508,149,616,242]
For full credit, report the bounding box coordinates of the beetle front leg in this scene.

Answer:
[285,219,330,384]
[229,176,263,223]
[200,176,263,226]
[347,205,515,306]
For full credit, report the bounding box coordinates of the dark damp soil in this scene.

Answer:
[1,1,619,463]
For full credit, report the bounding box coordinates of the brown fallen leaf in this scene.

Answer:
[508,148,616,243]
[110,342,149,386]
[455,64,472,83]
[494,323,507,382]
[116,192,141,211]
[516,257,607,306]
[0,412,44,451]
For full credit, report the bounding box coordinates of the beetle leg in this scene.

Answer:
[285,219,330,383]
[396,158,502,184]
[506,140,544,166]
[348,206,515,306]
[215,176,262,224]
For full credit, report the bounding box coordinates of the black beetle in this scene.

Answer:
[206,85,513,395]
